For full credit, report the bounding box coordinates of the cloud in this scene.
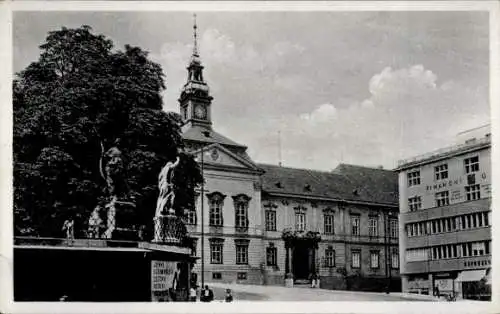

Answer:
[154,28,311,116]
[242,64,489,170]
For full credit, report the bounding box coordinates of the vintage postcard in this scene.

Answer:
[0,1,498,313]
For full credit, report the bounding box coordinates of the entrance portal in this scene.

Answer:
[292,243,310,281]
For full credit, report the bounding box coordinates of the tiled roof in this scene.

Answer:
[259,163,398,206]
[182,125,246,148]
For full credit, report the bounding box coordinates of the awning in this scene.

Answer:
[455,269,487,282]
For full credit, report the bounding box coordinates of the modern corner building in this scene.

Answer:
[177,20,401,291]
[396,125,492,300]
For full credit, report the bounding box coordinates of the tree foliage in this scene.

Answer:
[14,25,203,238]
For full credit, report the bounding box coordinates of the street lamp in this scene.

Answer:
[200,142,205,288]
[200,131,210,289]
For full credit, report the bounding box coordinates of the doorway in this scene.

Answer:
[292,243,310,281]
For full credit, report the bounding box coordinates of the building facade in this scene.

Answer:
[179,22,400,290]
[396,126,492,300]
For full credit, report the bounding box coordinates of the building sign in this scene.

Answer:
[435,279,453,292]
[407,278,429,289]
[426,177,463,192]
[151,260,176,292]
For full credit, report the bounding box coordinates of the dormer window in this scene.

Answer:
[304,184,312,192]
[275,182,283,188]
[353,189,359,196]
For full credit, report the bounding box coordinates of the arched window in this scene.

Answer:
[207,192,226,227]
[233,194,251,229]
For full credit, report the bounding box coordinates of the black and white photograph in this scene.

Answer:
[0,1,498,312]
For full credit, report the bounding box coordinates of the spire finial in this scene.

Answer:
[193,13,198,56]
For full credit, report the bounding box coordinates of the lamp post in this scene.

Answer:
[200,143,205,288]
[200,130,210,289]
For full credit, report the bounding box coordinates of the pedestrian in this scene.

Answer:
[208,285,214,302]
[62,217,75,240]
[225,289,233,302]
[201,285,211,302]
[310,273,318,288]
[189,286,197,302]
[435,286,440,298]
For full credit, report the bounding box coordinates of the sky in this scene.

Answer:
[13,11,491,171]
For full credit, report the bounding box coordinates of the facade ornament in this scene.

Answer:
[155,157,181,217]
[253,181,262,190]
[88,139,135,239]
[154,156,187,244]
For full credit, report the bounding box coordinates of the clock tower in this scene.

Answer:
[179,15,213,131]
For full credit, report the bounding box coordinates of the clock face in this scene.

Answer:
[194,105,207,119]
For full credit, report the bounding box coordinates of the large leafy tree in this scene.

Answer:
[14,25,202,238]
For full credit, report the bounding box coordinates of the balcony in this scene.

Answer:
[402,198,490,224]
[404,255,492,274]
[405,226,491,249]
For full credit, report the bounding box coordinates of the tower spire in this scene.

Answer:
[193,13,199,56]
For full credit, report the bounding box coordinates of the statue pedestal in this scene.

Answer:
[153,213,186,245]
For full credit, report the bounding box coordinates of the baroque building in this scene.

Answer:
[180,20,400,290]
[396,125,492,300]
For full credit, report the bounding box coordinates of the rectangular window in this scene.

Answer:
[236,244,248,265]
[485,241,490,255]
[266,246,277,266]
[212,272,222,280]
[325,248,335,267]
[435,164,449,180]
[237,272,247,280]
[472,242,485,256]
[485,212,489,226]
[351,250,361,268]
[391,249,399,269]
[209,198,223,226]
[464,156,480,174]
[210,243,223,264]
[370,251,380,269]
[435,191,450,207]
[453,245,457,258]
[295,212,306,231]
[368,216,378,237]
[408,196,422,212]
[265,210,277,231]
[407,170,421,187]
[478,213,483,227]
[465,184,481,201]
[467,215,472,229]
[432,221,437,234]
[351,215,360,236]
[461,216,467,229]
[390,218,398,238]
[235,201,248,228]
[324,214,335,234]
[186,208,197,225]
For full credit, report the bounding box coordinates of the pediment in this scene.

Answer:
[192,143,261,172]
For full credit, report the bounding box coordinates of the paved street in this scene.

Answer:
[205,282,439,302]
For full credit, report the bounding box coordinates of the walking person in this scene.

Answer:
[189,286,197,302]
[225,289,233,302]
[310,273,318,288]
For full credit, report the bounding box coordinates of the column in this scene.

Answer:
[285,245,290,274]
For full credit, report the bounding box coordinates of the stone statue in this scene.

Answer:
[100,139,126,198]
[88,138,135,239]
[155,157,181,217]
